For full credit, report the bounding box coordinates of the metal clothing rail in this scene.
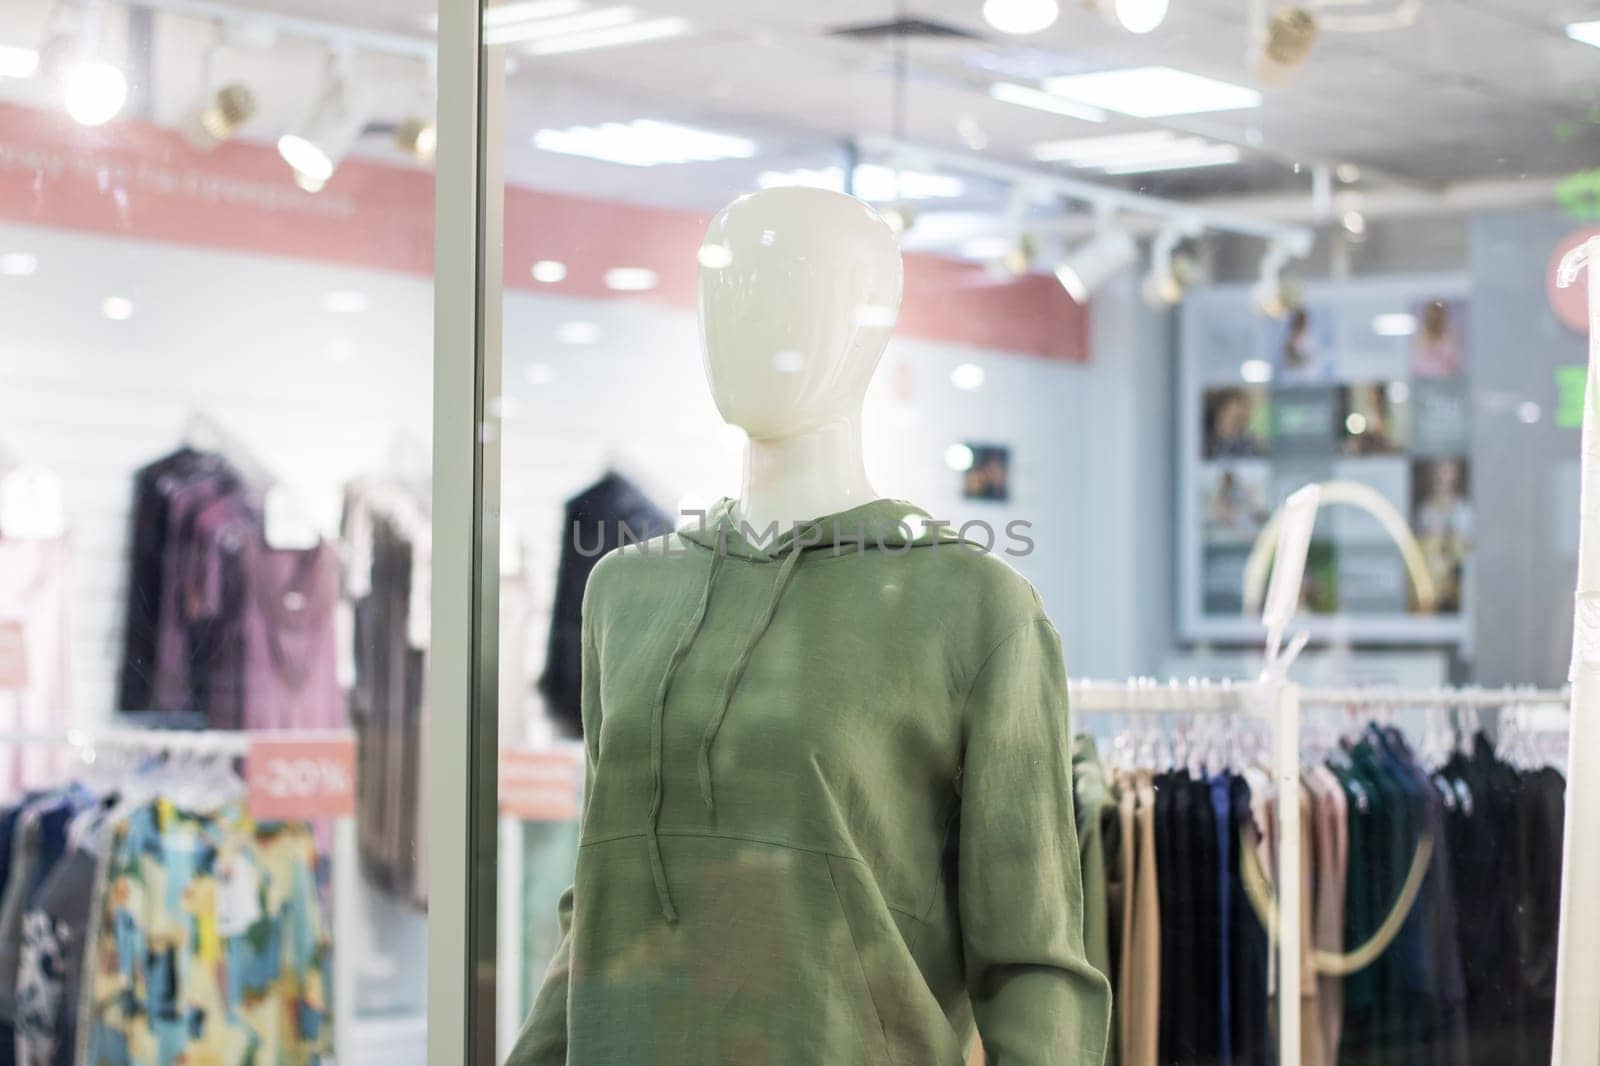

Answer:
[1299,686,1570,708]
[0,727,358,1063]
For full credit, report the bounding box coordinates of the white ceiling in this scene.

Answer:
[0,0,1595,226]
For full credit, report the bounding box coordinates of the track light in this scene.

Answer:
[1253,6,1318,87]
[1143,220,1200,308]
[1056,226,1136,304]
[49,0,128,127]
[1251,235,1311,317]
[278,51,366,186]
[186,83,256,149]
[396,117,437,164]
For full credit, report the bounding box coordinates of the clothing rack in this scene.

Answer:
[0,726,359,1064]
[1070,677,1301,1066]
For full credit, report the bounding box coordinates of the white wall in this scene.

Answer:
[0,222,1169,721]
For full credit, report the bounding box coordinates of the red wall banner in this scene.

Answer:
[0,101,1088,361]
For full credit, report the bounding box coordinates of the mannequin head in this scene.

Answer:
[698,186,904,440]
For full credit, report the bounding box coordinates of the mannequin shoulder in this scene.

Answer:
[902,542,1046,623]
[579,532,692,612]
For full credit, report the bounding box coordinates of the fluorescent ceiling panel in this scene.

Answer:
[1036,130,1242,173]
[1043,66,1262,117]
[485,6,636,45]
[0,45,38,79]
[988,81,1108,123]
[534,119,756,166]
[757,165,965,201]
[525,15,690,54]
[1567,20,1600,47]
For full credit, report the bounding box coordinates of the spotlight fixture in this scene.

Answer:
[186,83,257,149]
[1056,226,1136,304]
[1251,234,1312,318]
[278,51,366,186]
[982,0,1060,36]
[1253,6,1318,87]
[396,116,437,164]
[1142,219,1200,308]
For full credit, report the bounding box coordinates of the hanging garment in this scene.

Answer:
[81,801,331,1065]
[1072,737,1115,991]
[16,800,115,1066]
[118,448,233,711]
[342,481,430,904]
[0,538,70,796]
[236,540,342,732]
[513,499,1110,1066]
[538,473,671,739]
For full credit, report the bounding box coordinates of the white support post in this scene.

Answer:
[497,813,525,1062]
[1274,682,1302,1066]
[1553,235,1600,1066]
[332,814,358,1065]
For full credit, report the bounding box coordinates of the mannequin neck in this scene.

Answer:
[738,417,878,533]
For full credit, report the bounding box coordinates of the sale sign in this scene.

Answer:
[247,735,358,821]
[499,748,583,822]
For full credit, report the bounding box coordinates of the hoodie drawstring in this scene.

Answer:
[645,534,726,923]
[697,541,805,812]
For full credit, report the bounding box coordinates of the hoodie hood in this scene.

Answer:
[679,497,951,560]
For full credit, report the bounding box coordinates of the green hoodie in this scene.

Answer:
[511,499,1111,1065]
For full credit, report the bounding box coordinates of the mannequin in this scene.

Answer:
[511,188,1109,1066]
[698,186,902,533]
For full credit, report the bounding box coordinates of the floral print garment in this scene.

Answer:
[80,800,330,1066]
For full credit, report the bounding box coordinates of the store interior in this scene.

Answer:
[0,0,1596,1063]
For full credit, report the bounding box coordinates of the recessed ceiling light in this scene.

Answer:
[101,296,134,321]
[1345,412,1368,435]
[1337,162,1362,183]
[604,267,657,291]
[982,0,1060,36]
[526,15,690,54]
[1518,401,1542,424]
[988,81,1108,123]
[1112,0,1168,34]
[1043,66,1262,118]
[951,363,986,391]
[531,259,567,283]
[1240,359,1272,384]
[558,321,601,344]
[1566,20,1600,48]
[1372,313,1417,337]
[322,290,369,313]
[944,443,976,471]
[1035,130,1241,173]
[0,45,39,79]
[0,253,38,277]
[533,119,755,166]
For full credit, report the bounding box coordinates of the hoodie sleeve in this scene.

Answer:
[509,617,602,1066]
[957,616,1112,1065]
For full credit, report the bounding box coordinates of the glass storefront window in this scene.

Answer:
[6,0,1600,1063]
[0,0,441,1061]
[478,4,1597,1066]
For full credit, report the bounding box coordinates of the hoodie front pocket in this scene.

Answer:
[825,855,966,1066]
